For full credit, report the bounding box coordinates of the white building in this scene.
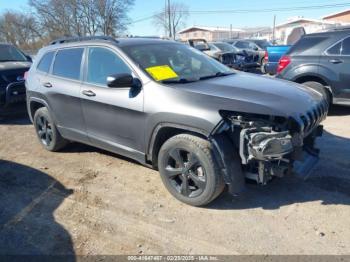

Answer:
[178,26,245,42]
[275,17,343,44]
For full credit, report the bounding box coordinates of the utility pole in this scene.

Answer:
[167,0,172,39]
[230,24,233,39]
[272,15,276,44]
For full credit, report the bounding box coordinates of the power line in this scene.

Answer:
[127,2,350,25]
[187,3,350,14]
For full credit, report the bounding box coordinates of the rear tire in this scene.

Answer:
[33,107,68,152]
[158,134,225,206]
[302,81,331,105]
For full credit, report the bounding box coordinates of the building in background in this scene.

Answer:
[178,26,244,41]
[323,9,350,24]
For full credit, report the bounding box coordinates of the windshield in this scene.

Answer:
[121,43,233,83]
[253,40,272,50]
[213,43,236,53]
[0,45,28,62]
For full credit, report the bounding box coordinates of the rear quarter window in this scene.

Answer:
[288,36,328,55]
[52,48,84,80]
[37,51,55,73]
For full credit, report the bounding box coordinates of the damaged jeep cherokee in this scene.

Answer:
[26,37,327,206]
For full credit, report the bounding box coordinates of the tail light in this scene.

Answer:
[264,51,268,62]
[277,55,291,74]
[24,71,29,80]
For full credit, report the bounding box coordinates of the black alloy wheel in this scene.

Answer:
[163,147,207,198]
[36,115,53,147]
[158,134,225,206]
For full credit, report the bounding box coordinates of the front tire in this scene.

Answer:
[158,134,225,206]
[33,107,68,152]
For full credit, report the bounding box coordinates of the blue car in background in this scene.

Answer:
[264,45,291,75]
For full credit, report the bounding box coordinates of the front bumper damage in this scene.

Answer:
[240,124,323,185]
[212,102,327,195]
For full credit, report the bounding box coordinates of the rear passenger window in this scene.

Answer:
[37,52,54,73]
[52,48,84,80]
[290,36,328,54]
[327,42,342,55]
[341,37,350,55]
[86,47,131,86]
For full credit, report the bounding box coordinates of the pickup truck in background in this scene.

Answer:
[263,45,291,75]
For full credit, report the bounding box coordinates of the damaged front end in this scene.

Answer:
[212,102,327,194]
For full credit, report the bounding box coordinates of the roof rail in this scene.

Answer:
[49,36,119,45]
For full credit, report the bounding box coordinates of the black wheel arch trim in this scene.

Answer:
[28,97,53,122]
[292,73,333,94]
[147,122,210,163]
[210,133,245,195]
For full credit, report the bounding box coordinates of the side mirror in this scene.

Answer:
[253,47,259,51]
[107,73,134,88]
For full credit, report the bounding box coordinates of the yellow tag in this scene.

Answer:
[146,65,178,81]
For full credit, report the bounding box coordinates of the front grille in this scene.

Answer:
[296,100,328,135]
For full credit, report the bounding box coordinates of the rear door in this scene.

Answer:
[46,47,88,142]
[80,46,144,160]
[323,36,350,101]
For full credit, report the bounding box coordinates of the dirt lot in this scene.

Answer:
[0,106,350,256]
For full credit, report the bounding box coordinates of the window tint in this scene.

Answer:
[52,48,84,80]
[341,37,350,55]
[289,36,328,54]
[87,47,131,86]
[327,42,341,55]
[37,51,55,73]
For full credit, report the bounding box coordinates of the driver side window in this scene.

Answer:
[87,47,132,86]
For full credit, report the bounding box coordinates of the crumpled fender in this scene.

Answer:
[211,133,245,195]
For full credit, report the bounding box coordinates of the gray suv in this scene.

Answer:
[26,36,327,206]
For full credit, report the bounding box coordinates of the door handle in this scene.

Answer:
[329,59,343,64]
[82,90,96,97]
[43,82,52,88]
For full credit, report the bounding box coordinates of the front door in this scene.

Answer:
[80,46,145,160]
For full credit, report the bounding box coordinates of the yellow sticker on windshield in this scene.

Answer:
[146,65,178,81]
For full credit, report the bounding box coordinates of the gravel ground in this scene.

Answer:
[0,106,349,255]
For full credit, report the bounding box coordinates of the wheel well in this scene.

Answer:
[29,101,45,120]
[149,127,207,169]
[295,75,333,99]
[295,75,327,87]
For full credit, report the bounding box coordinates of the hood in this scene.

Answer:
[177,72,325,119]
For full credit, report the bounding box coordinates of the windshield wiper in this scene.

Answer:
[199,71,234,81]
[161,78,197,84]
